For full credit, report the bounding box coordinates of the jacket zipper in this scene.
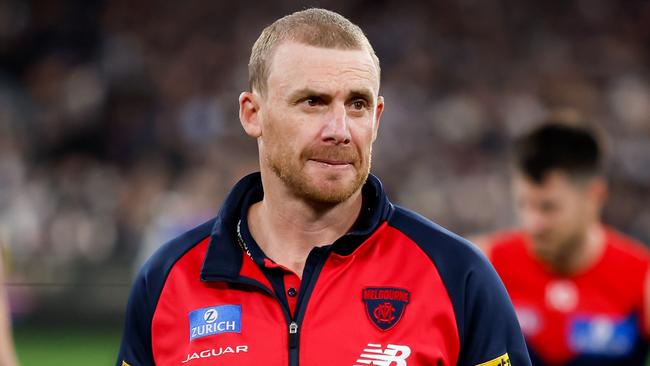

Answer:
[287,248,330,366]
[289,321,298,347]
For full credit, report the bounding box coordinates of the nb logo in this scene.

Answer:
[354,343,411,366]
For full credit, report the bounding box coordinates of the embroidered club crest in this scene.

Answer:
[362,287,410,331]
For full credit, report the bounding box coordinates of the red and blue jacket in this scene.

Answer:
[117,173,530,365]
[486,229,650,366]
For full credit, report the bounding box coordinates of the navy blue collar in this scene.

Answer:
[200,172,393,280]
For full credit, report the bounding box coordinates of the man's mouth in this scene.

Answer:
[310,158,352,166]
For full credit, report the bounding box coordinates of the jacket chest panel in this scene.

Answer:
[152,283,288,365]
[297,247,459,365]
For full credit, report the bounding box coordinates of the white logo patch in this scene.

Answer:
[354,343,411,366]
[546,280,578,312]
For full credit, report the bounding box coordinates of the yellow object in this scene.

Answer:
[476,353,510,366]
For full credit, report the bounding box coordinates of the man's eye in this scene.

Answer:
[352,100,367,110]
[304,98,321,106]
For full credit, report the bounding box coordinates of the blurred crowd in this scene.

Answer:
[0,0,649,323]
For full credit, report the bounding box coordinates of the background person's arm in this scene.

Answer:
[0,253,19,366]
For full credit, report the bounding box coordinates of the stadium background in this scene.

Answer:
[0,0,649,364]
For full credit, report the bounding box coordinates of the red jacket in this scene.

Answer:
[117,173,530,365]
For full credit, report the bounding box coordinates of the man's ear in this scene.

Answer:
[239,91,262,138]
[588,177,608,211]
[372,96,384,142]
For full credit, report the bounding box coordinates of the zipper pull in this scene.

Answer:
[289,321,298,348]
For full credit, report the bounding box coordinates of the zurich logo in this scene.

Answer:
[189,304,241,341]
[204,308,218,323]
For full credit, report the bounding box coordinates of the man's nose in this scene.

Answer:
[321,103,351,144]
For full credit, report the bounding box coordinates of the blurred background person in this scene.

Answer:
[0,251,19,366]
[472,118,650,365]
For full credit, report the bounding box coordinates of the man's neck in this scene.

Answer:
[247,184,363,278]
[551,223,606,275]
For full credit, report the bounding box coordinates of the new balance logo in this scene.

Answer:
[354,343,411,366]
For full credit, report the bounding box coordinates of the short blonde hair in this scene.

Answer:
[248,8,380,95]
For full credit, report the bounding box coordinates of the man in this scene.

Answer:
[474,122,650,365]
[117,8,530,366]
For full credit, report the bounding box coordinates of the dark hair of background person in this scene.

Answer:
[514,122,604,184]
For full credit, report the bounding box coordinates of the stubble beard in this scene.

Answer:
[267,144,371,205]
[533,227,586,274]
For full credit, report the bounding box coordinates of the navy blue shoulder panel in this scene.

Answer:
[116,217,216,366]
[388,206,531,366]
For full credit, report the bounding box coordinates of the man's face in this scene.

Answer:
[513,171,598,267]
[255,42,383,204]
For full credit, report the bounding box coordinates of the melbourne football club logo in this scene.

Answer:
[362,287,410,331]
[189,304,242,341]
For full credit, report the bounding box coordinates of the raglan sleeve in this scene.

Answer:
[457,253,531,366]
[115,267,157,366]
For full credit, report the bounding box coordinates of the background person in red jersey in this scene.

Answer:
[116,8,530,366]
[472,119,650,366]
